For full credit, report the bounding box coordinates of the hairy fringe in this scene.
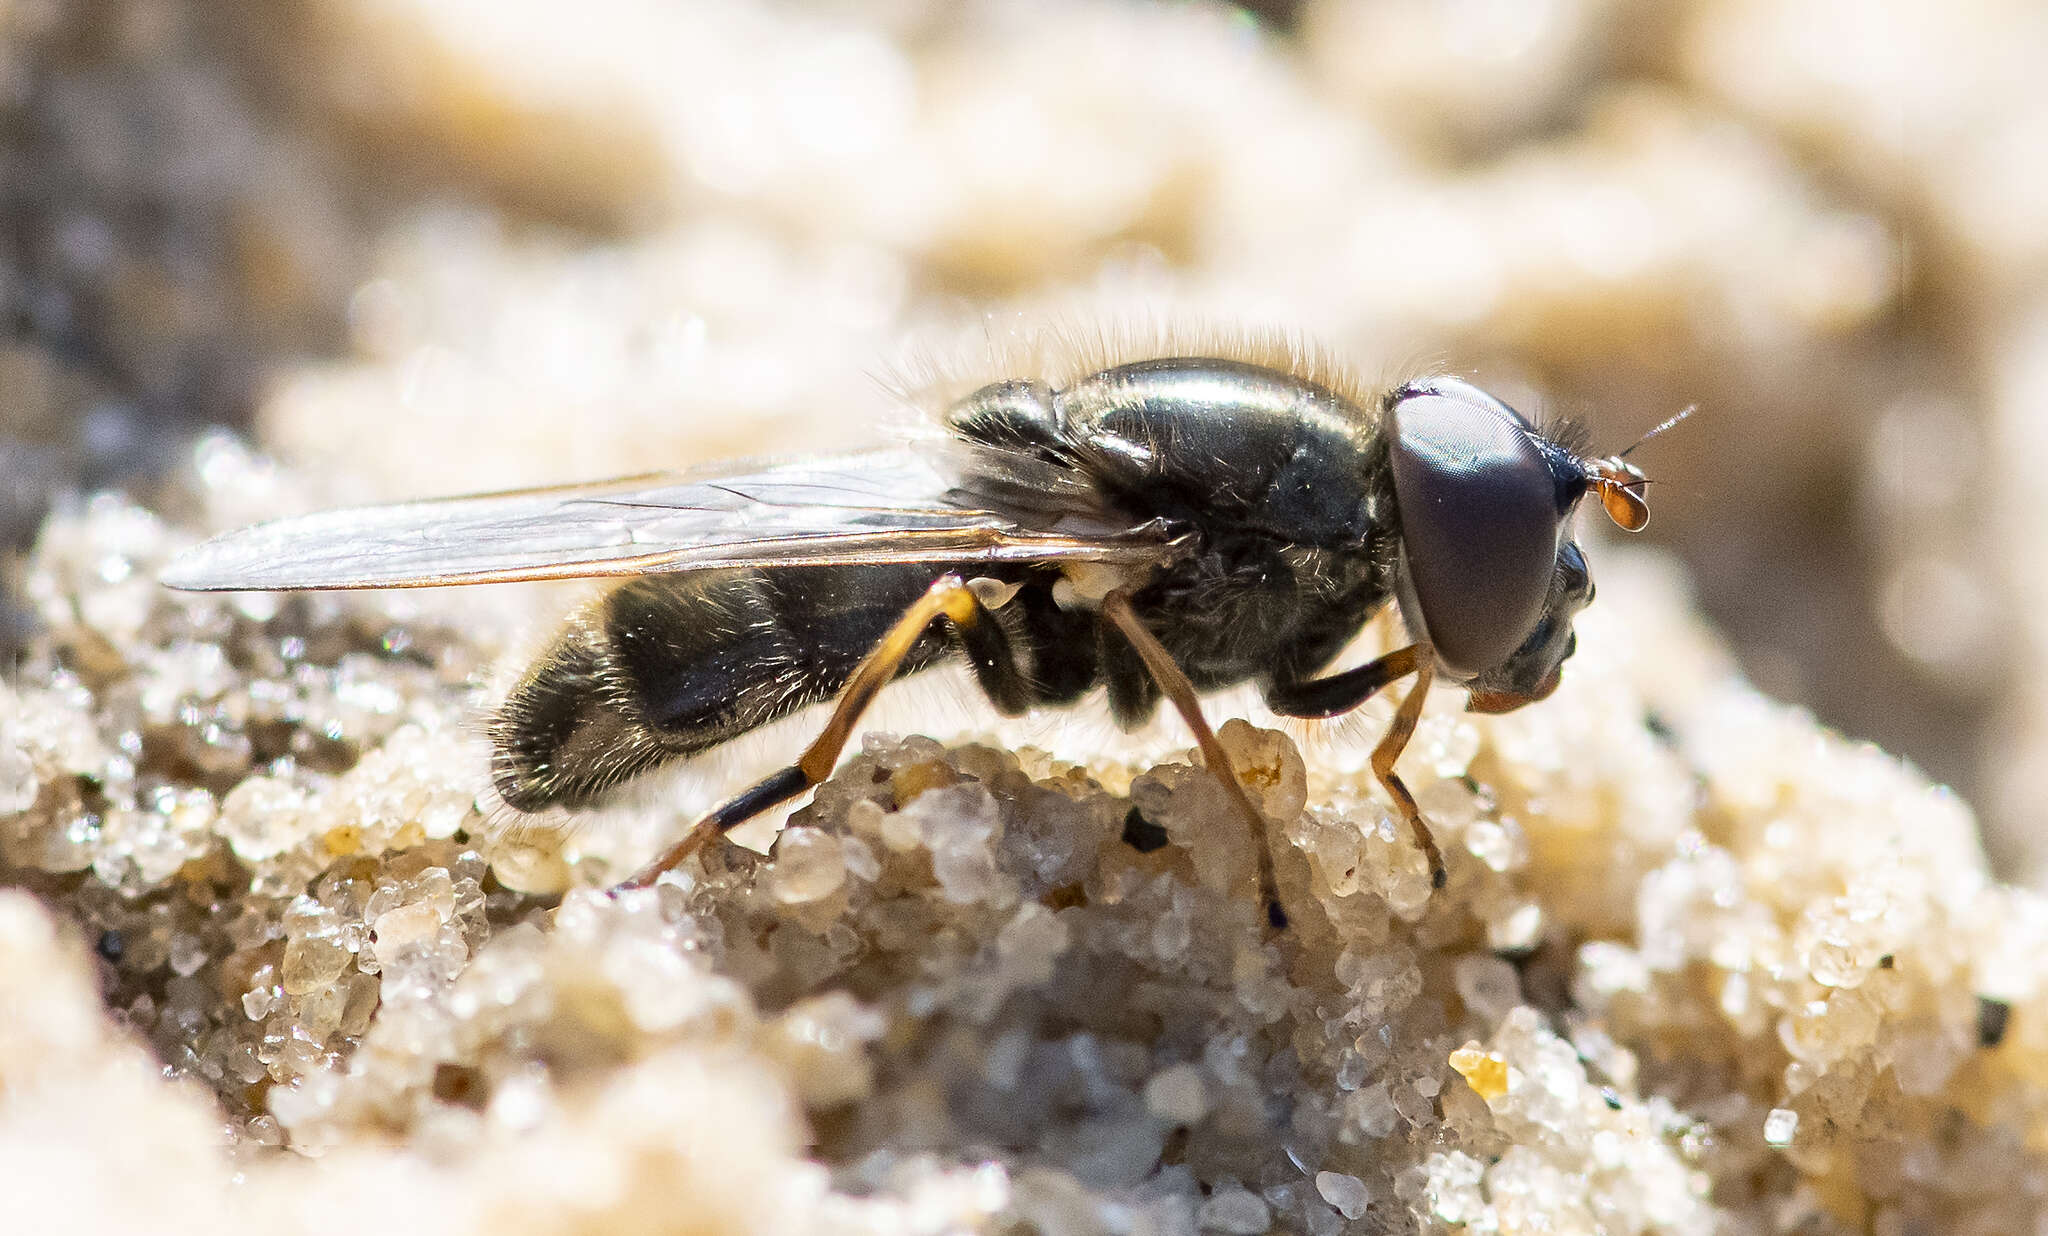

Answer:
[881,309,1458,429]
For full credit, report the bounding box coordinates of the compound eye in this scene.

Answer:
[1388,379,1568,679]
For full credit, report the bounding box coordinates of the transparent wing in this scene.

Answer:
[161,448,1179,591]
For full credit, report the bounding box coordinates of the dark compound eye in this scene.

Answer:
[1387,378,1573,680]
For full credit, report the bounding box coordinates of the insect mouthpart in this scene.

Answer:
[1467,666,1562,714]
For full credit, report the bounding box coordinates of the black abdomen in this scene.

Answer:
[490,562,1099,811]
[496,357,1400,812]
[493,564,949,809]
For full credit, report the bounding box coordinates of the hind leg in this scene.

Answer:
[1098,592,1289,929]
[616,574,1026,889]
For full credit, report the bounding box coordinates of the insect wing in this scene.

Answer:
[161,449,1176,591]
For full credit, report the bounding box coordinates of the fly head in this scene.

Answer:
[1386,376,1656,713]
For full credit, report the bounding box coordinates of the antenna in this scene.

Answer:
[1619,405,1696,459]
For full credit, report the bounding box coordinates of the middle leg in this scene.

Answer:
[1372,658,1442,888]
[1099,591,1288,929]
[1266,644,1424,719]
[1267,643,1447,889]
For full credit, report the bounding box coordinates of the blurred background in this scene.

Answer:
[3,0,2044,877]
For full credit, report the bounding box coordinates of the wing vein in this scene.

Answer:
[161,446,1177,592]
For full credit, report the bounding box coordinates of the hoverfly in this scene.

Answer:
[163,344,1662,920]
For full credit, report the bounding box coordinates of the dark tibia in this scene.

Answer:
[1098,615,1160,727]
[1013,584,1099,705]
[954,585,1031,715]
[701,765,811,840]
[1265,644,1423,718]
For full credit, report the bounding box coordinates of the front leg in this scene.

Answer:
[1265,643,1446,890]
[1372,658,1443,888]
[1265,644,1424,718]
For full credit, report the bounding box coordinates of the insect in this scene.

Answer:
[162,343,1663,920]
